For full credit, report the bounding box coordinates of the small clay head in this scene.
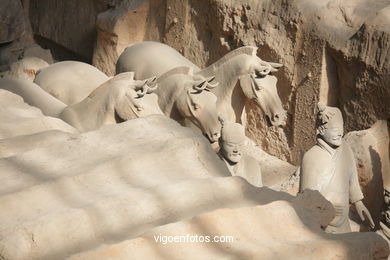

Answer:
[384,188,390,205]
[316,102,344,148]
[219,122,246,164]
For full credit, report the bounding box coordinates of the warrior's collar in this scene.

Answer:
[316,137,338,156]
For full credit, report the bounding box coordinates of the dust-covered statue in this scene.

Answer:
[299,102,374,233]
[218,122,262,187]
[116,42,286,127]
[0,73,163,132]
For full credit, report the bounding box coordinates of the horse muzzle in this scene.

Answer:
[268,110,287,127]
[206,130,221,143]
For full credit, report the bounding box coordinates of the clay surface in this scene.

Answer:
[0,89,76,139]
[34,61,109,105]
[69,197,387,260]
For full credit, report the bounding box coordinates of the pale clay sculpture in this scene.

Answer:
[34,61,110,105]
[116,41,286,127]
[0,73,163,132]
[218,122,263,187]
[155,66,221,143]
[299,102,374,233]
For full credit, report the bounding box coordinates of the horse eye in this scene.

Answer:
[252,71,264,79]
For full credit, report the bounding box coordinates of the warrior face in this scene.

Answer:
[319,121,344,148]
[317,103,344,148]
[219,122,246,165]
[221,140,244,164]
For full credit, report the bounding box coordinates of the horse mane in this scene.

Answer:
[89,72,135,98]
[197,46,258,76]
[157,66,193,82]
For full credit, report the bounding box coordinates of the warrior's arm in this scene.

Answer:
[347,146,364,203]
[346,144,374,227]
[299,154,321,192]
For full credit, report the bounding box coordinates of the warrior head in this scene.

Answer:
[219,122,246,164]
[316,102,344,148]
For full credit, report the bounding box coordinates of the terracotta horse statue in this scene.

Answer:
[155,66,221,143]
[0,72,162,132]
[116,41,286,127]
[34,61,110,105]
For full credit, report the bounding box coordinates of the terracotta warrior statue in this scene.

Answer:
[299,102,374,233]
[218,122,263,187]
[378,188,390,236]
[373,188,390,243]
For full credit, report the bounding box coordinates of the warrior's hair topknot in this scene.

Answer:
[317,102,343,126]
[317,101,335,126]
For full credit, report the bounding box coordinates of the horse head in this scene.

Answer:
[112,73,163,121]
[181,75,221,143]
[239,49,287,126]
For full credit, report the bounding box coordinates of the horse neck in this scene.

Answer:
[198,55,250,122]
[198,55,250,101]
[66,88,111,131]
[157,75,187,119]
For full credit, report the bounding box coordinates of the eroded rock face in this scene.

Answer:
[29,0,109,61]
[93,0,150,75]
[0,0,25,44]
[0,0,36,71]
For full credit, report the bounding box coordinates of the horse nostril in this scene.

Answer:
[272,114,279,122]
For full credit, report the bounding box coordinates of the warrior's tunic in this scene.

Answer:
[300,138,363,233]
[218,152,263,187]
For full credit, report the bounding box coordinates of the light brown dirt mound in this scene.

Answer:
[68,192,387,260]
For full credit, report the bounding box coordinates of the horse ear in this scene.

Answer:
[145,76,158,93]
[145,76,157,86]
[269,62,283,72]
[205,76,215,82]
[193,80,208,92]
